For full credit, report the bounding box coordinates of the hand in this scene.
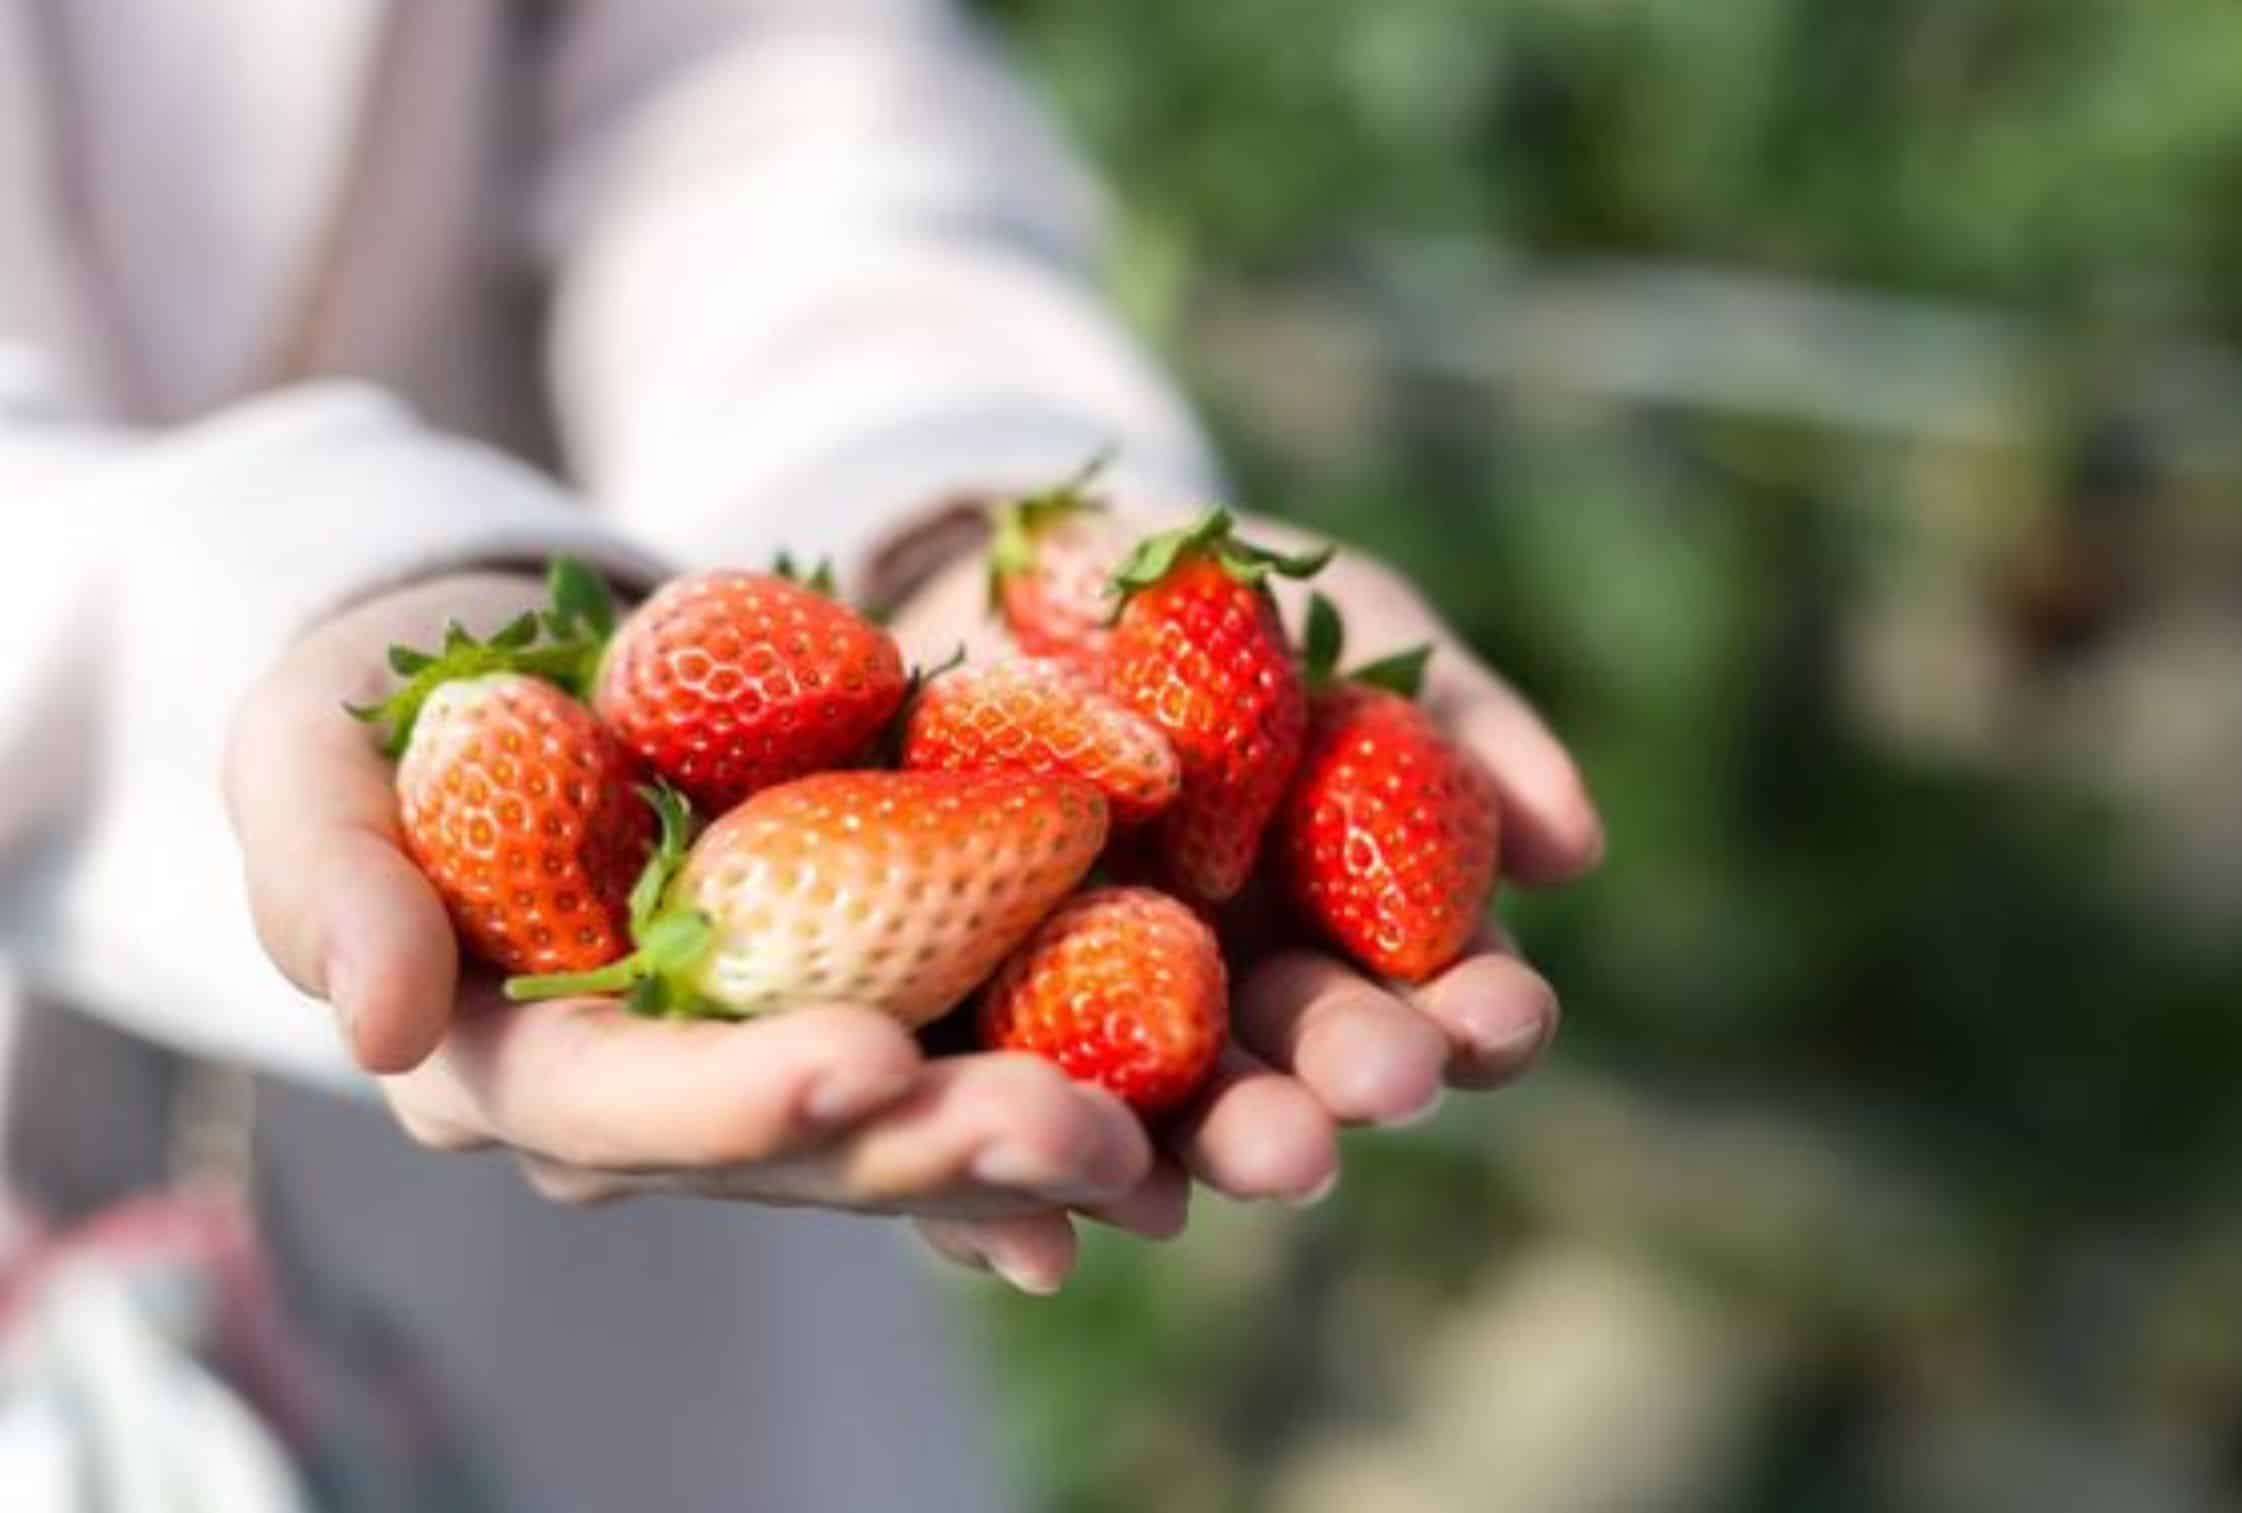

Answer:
[223,572,1188,1268]
[888,512,1603,1290]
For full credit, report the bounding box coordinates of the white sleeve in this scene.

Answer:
[535,0,1225,591]
[0,365,667,1090]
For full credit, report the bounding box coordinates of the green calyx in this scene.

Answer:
[348,556,618,757]
[870,644,969,768]
[1300,590,1433,699]
[772,551,839,597]
[504,785,722,1018]
[986,448,1116,610]
[1109,508,1335,611]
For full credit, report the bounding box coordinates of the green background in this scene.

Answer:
[965,5,2242,1511]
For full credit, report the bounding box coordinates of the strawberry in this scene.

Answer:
[902,657,1180,825]
[506,772,1108,1027]
[352,602,653,975]
[1274,595,1499,982]
[980,886,1227,1115]
[1103,510,1330,902]
[592,566,907,815]
[987,459,1135,676]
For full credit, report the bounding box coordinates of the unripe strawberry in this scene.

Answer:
[508,772,1108,1028]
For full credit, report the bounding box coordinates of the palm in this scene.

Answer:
[886,515,1602,1284]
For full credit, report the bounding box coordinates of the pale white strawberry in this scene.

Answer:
[507,772,1109,1027]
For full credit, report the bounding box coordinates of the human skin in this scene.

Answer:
[885,518,1601,1289]
[222,536,1599,1292]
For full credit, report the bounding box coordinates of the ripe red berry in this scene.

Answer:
[1274,595,1499,981]
[593,570,906,815]
[394,673,652,975]
[902,657,1180,825]
[981,886,1227,1115]
[1103,511,1329,901]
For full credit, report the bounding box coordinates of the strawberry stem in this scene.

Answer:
[503,908,716,1008]
[628,784,697,933]
[501,956,646,1001]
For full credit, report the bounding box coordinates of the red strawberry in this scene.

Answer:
[507,772,1108,1027]
[987,461,1134,676]
[1103,510,1330,902]
[1274,595,1499,982]
[593,568,907,815]
[981,886,1227,1115]
[352,598,654,976]
[902,657,1180,825]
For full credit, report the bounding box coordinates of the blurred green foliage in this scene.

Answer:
[986,0,2242,327]
[967,5,2242,1511]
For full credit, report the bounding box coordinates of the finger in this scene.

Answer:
[1424,653,1604,886]
[885,548,1018,669]
[778,1053,1151,1215]
[225,665,457,1074]
[1232,951,1447,1126]
[391,994,924,1169]
[1399,926,1560,1090]
[915,1212,1080,1296]
[1171,1048,1339,1205]
[1081,1155,1191,1241]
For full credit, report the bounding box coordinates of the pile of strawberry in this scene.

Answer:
[354,480,1500,1118]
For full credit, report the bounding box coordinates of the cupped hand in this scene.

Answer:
[221,572,1183,1288]
[887,512,1603,1289]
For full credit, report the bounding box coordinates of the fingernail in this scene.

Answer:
[325,948,361,1043]
[1386,1084,1445,1129]
[1578,811,1608,871]
[805,1065,915,1126]
[1085,1102,1151,1193]
[989,1252,1061,1297]
[1285,1169,1340,1209]
[969,1146,1118,1208]
[1472,985,1559,1062]
[970,1144,1054,1189]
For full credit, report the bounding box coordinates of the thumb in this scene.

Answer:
[298,828,460,1073]
[226,659,458,1074]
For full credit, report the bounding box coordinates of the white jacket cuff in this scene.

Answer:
[9,382,664,1090]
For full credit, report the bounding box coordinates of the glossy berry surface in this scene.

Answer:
[1277,685,1499,982]
[593,571,905,815]
[674,771,1108,1027]
[903,657,1180,825]
[1106,556,1307,901]
[396,673,652,974]
[981,886,1227,1115]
